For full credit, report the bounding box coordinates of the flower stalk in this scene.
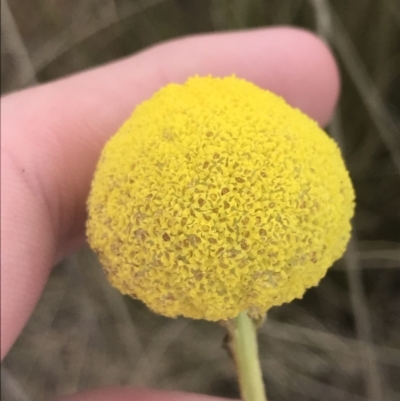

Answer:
[226,311,267,401]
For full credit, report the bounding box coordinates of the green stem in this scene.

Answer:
[232,311,267,401]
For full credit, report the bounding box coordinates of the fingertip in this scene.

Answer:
[57,387,231,401]
[275,27,340,126]
[150,27,340,125]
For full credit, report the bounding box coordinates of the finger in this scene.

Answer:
[1,27,340,358]
[57,387,228,401]
[4,27,339,252]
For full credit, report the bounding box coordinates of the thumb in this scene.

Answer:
[57,387,231,401]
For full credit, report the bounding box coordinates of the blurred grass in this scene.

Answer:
[1,1,400,401]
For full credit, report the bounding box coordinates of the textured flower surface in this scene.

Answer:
[87,76,355,321]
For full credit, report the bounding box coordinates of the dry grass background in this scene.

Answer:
[1,1,400,400]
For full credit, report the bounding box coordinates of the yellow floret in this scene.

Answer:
[87,76,355,321]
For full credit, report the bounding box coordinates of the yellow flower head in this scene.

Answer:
[87,76,355,321]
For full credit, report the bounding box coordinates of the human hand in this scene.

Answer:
[1,27,339,400]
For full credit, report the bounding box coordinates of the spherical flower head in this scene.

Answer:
[87,76,355,321]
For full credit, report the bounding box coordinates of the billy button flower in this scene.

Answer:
[87,76,355,401]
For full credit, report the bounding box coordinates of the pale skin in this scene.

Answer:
[1,27,339,401]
